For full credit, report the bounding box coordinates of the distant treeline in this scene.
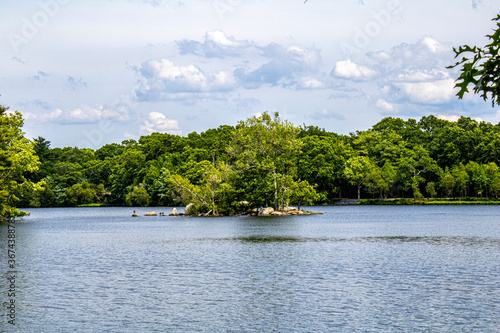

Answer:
[2,106,500,218]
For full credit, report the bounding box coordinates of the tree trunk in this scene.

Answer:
[358,185,361,200]
[211,187,216,215]
[274,174,279,210]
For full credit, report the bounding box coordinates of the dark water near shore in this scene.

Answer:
[1,205,500,332]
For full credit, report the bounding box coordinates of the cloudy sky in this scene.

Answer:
[1,0,499,148]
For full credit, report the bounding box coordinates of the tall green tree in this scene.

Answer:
[0,105,40,220]
[398,146,440,198]
[486,162,500,197]
[440,169,456,197]
[381,162,398,197]
[466,162,488,197]
[229,112,307,210]
[452,163,470,198]
[364,165,389,199]
[343,156,374,200]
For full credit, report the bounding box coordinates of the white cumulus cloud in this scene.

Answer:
[376,99,396,112]
[398,79,456,105]
[421,36,442,53]
[331,37,482,119]
[206,30,239,47]
[297,77,324,89]
[333,60,376,80]
[135,58,235,100]
[140,112,181,135]
[149,59,207,90]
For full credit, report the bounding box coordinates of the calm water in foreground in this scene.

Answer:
[1,205,500,332]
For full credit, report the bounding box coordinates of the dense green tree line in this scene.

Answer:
[3,104,500,219]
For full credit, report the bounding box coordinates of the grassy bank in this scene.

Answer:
[358,198,500,205]
[77,203,107,207]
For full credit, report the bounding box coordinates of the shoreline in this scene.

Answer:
[356,198,500,205]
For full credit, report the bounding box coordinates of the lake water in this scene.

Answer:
[1,205,500,332]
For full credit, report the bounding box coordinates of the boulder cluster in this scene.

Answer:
[257,207,320,216]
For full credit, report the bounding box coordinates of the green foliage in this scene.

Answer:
[125,183,151,207]
[229,111,303,211]
[449,14,500,106]
[486,162,500,198]
[344,156,374,199]
[397,145,440,198]
[109,149,146,205]
[12,179,47,208]
[364,165,388,199]
[452,163,469,198]
[77,203,106,207]
[1,105,40,220]
[466,161,488,197]
[297,134,351,202]
[65,181,107,206]
[381,162,397,198]
[150,168,175,206]
[0,190,9,220]
[289,180,318,210]
[168,162,235,215]
[185,202,211,215]
[425,182,437,199]
[411,181,423,199]
[440,170,456,197]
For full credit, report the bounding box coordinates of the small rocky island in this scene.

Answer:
[180,203,322,217]
[134,204,322,217]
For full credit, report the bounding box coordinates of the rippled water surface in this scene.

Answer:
[1,205,500,332]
